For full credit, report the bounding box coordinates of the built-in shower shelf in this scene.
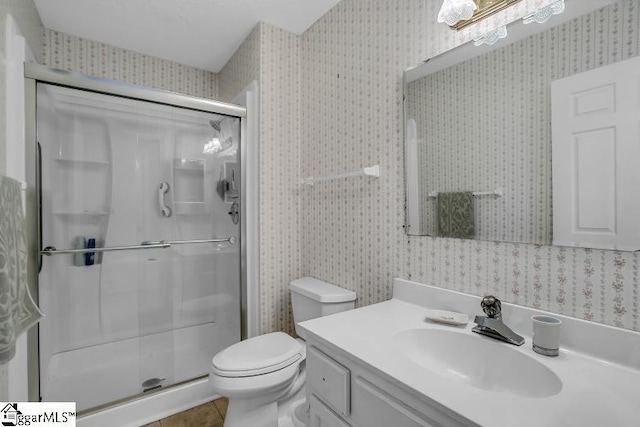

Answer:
[173,158,205,170]
[54,158,111,166]
[174,202,208,215]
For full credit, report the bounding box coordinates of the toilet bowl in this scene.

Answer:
[210,332,305,427]
[209,277,356,427]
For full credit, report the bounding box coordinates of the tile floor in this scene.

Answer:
[143,398,228,427]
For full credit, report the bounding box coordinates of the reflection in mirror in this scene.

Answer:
[404,0,620,245]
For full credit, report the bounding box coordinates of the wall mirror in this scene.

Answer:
[404,0,619,245]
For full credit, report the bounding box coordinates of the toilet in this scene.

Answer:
[209,277,356,427]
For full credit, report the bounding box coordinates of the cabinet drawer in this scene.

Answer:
[352,377,437,427]
[307,346,350,416]
[310,394,352,427]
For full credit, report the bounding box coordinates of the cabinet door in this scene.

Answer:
[307,346,351,416]
[310,395,352,427]
[552,55,640,250]
[352,377,440,427]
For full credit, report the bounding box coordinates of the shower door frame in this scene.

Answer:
[23,63,249,407]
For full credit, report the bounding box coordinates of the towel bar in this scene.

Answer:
[428,188,503,198]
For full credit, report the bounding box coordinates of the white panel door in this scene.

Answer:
[552,56,640,250]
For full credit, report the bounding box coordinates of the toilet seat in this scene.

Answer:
[212,332,303,377]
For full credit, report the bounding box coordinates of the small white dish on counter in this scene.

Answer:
[424,309,468,326]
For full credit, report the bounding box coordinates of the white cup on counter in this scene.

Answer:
[532,315,561,357]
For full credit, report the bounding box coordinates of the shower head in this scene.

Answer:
[209,120,222,132]
[204,118,234,155]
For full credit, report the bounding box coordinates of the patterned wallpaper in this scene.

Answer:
[219,25,260,103]
[300,0,407,309]
[300,0,640,332]
[220,23,301,335]
[406,238,638,329]
[43,30,219,100]
[405,0,558,62]
[257,24,301,335]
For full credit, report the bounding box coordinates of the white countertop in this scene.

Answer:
[298,279,640,427]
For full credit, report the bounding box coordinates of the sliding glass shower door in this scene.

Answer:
[36,83,241,411]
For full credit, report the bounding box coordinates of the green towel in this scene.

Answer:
[437,192,475,239]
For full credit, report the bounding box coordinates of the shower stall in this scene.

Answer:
[24,64,247,421]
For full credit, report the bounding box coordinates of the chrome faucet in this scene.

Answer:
[472,295,524,346]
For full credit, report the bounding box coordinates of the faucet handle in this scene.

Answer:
[480,295,502,318]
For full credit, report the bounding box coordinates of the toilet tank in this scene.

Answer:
[290,277,356,339]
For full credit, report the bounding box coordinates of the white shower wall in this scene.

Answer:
[37,83,241,411]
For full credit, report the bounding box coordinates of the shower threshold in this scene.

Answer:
[42,322,237,413]
[77,374,207,418]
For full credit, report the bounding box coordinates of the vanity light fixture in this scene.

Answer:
[473,25,508,46]
[442,0,522,30]
[522,0,565,24]
[437,0,477,26]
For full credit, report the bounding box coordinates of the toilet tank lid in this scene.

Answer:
[289,277,356,303]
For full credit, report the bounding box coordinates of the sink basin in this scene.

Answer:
[393,328,562,398]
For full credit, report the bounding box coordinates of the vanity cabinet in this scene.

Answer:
[309,394,352,427]
[307,346,350,417]
[306,343,475,427]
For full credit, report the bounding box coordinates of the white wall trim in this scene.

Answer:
[5,13,36,402]
[232,80,260,338]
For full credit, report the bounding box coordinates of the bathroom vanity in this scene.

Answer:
[304,339,474,427]
[298,279,640,427]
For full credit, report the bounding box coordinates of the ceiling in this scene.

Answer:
[34,0,341,72]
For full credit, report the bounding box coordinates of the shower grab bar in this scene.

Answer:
[40,237,236,256]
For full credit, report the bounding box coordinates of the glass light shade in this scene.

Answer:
[523,0,565,25]
[473,25,508,46]
[438,0,477,26]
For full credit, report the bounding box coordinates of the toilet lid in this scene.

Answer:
[212,332,303,377]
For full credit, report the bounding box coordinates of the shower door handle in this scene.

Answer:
[158,182,172,217]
